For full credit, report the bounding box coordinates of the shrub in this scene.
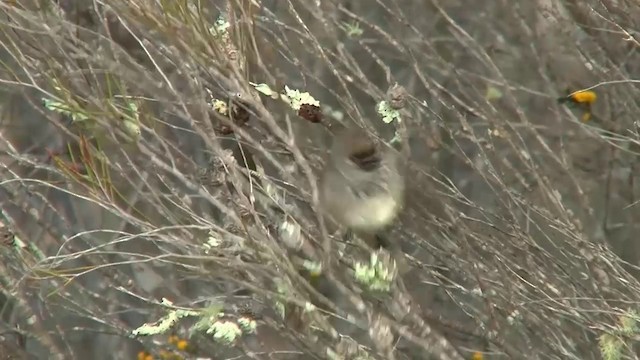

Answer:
[1,0,640,359]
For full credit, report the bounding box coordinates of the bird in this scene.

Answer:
[557,89,597,105]
[319,126,405,249]
[557,89,597,122]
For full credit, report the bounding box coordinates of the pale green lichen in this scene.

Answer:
[132,299,200,337]
[250,83,321,111]
[376,100,401,123]
[281,86,320,111]
[598,309,640,360]
[190,304,255,344]
[206,320,242,344]
[203,230,222,253]
[618,309,639,335]
[237,316,257,334]
[303,260,322,277]
[210,13,231,36]
[354,252,395,292]
[211,99,228,115]
[599,333,622,360]
[341,21,364,38]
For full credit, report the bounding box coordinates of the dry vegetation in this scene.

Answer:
[1,0,640,359]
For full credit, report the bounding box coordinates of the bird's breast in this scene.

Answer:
[343,193,400,232]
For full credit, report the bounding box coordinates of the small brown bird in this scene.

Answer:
[319,127,405,248]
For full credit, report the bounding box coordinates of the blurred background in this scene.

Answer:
[1,0,640,359]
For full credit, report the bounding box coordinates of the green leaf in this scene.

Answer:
[343,21,364,38]
[485,86,503,101]
[42,98,90,122]
[251,82,277,98]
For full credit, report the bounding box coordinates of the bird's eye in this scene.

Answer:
[352,146,376,160]
[350,147,381,171]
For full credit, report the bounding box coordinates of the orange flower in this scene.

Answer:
[137,351,153,360]
[168,335,179,345]
[175,339,189,351]
[159,349,184,360]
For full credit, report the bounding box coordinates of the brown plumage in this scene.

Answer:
[320,127,405,245]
